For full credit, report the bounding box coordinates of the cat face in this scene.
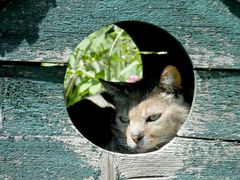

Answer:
[110,89,189,153]
[100,65,189,153]
[121,94,188,153]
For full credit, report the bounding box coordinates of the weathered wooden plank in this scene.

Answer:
[0,135,101,179]
[1,65,240,179]
[0,0,239,69]
[179,70,240,140]
[101,152,119,180]
[1,66,239,142]
[109,137,240,179]
[0,65,102,179]
[0,65,78,136]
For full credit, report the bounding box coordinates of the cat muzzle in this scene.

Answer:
[131,134,144,143]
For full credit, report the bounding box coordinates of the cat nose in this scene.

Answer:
[131,132,144,143]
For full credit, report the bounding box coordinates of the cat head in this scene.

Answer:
[100,65,182,99]
[100,65,189,153]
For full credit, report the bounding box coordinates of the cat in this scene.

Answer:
[100,65,190,153]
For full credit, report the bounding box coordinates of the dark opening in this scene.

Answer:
[115,21,194,104]
[66,21,194,153]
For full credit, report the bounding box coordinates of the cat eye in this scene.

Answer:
[146,113,161,122]
[119,116,129,123]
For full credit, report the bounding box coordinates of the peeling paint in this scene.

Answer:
[50,135,102,168]
[0,174,12,180]
[0,0,239,179]
[14,136,23,142]
[0,108,3,132]
[190,47,236,69]
[35,47,72,62]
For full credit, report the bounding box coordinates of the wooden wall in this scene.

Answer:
[0,0,239,179]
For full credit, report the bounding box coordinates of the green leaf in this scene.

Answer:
[74,69,83,75]
[112,51,119,61]
[119,60,140,76]
[89,83,102,94]
[79,82,92,93]
[84,71,95,78]
[64,24,143,107]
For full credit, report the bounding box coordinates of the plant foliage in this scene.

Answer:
[64,25,142,107]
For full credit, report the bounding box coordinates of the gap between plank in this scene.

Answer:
[194,67,240,72]
[0,60,67,67]
[128,175,168,179]
[176,135,240,144]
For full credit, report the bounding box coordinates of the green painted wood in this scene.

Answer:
[0,65,102,179]
[0,0,239,69]
[107,137,240,179]
[1,65,239,179]
[1,0,240,178]
[179,70,240,140]
[1,66,239,141]
[0,136,101,179]
[0,65,76,136]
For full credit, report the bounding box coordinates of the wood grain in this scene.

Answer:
[179,70,240,140]
[1,66,238,141]
[1,0,240,179]
[0,66,74,136]
[101,152,119,180]
[0,135,102,179]
[111,137,240,179]
[0,65,102,179]
[1,65,239,179]
[0,0,239,69]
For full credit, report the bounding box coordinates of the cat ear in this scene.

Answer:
[160,65,182,92]
[99,78,128,96]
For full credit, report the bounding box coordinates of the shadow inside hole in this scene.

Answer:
[67,92,115,146]
[220,0,240,19]
[65,24,142,147]
[66,21,194,153]
[115,21,194,104]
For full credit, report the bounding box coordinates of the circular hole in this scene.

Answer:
[64,21,194,154]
